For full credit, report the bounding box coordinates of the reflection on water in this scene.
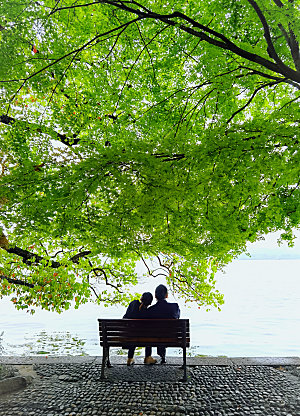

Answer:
[2,331,87,356]
[0,332,4,355]
[0,330,181,357]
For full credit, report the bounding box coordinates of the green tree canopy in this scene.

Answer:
[0,0,299,313]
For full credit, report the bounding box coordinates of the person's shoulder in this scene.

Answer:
[168,302,180,318]
[170,302,180,313]
[123,299,141,318]
[126,299,141,308]
[130,299,140,306]
[168,302,179,308]
[148,300,178,308]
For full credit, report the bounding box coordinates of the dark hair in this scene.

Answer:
[141,292,153,307]
[155,284,168,301]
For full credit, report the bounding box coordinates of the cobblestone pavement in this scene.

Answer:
[0,363,299,416]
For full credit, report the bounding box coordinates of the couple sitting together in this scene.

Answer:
[123,284,180,366]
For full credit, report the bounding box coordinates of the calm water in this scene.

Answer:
[0,260,299,357]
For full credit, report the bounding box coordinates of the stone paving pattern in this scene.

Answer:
[0,358,299,416]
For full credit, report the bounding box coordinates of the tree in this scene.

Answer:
[0,0,299,313]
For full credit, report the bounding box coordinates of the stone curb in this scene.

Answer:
[0,355,299,366]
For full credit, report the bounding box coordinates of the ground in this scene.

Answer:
[0,360,299,415]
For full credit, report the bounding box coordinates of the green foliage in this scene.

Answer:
[0,0,299,312]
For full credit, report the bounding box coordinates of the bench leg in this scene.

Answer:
[101,347,108,379]
[182,347,187,382]
[107,347,113,368]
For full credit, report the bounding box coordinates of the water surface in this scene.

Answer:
[0,260,299,357]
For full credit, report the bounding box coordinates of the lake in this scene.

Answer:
[0,260,299,357]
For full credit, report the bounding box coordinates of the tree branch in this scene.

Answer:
[114,24,169,113]
[5,246,61,268]
[49,1,103,15]
[99,0,300,85]
[139,254,152,275]
[69,250,92,263]
[90,265,123,292]
[135,21,158,83]
[2,17,143,113]
[272,0,300,71]
[0,114,80,146]
[2,245,92,269]
[246,0,284,66]
[0,274,34,288]
[227,80,282,124]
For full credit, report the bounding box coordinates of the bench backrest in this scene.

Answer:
[98,319,190,348]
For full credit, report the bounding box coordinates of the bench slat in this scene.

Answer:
[99,322,187,325]
[100,342,189,347]
[100,336,190,342]
[99,319,189,326]
[100,339,190,346]
[99,326,189,332]
[99,329,190,336]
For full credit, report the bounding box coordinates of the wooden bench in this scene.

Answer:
[98,318,190,381]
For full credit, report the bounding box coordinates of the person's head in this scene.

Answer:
[140,292,153,307]
[155,284,168,301]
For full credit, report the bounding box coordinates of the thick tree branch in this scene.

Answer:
[0,114,80,146]
[2,245,92,268]
[0,274,34,288]
[272,0,300,71]
[272,0,284,6]
[236,65,300,88]
[246,0,284,66]
[279,23,300,71]
[70,250,92,263]
[99,1,300,85]
[5,246,61,268]
[153,153,185,161]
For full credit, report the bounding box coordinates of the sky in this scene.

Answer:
[238,230,300,260]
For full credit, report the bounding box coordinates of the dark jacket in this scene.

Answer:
[123,299,149,319]
[146,299,180,319]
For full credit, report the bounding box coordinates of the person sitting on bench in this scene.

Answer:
[123,292,157,366]
[147,284,180,364]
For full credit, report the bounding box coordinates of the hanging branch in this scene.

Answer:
[227,80,282,124]
[97,0,300,85]
[1,17,143,114]
[90,265,123,292]
[0,274,34,288]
